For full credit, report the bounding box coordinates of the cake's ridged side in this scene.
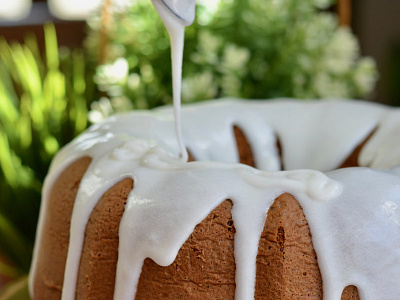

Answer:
[341,285,360,299]
[233,126,256,168]
[187,150,196,162]
[256,193,324,299]
[255,193,360,300]
[76,178,133,300]
[276,137,284,170]
[339,129,375,169]
[135,200,236,299]
[32,157,92,300]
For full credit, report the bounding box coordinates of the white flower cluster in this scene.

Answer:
[86,0,378,116]
[184,30,251,99]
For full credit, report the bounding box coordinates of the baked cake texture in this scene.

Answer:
[29,99,400,299]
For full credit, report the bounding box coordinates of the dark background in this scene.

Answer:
[352,0,400,106]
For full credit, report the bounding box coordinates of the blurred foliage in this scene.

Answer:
[0,276,29,300]
[0,23,95,279]
[85,0,378,122]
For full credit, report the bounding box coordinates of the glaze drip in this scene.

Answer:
[151,0,195,161]
[29,99,400,300]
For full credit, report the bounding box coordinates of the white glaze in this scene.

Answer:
[155,0,196,26]
[151,0,195,161]
[29,99,400,300]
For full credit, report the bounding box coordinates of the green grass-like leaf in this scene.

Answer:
[0,23,96,281]
[0,276,30,300]
[0,214,31,273]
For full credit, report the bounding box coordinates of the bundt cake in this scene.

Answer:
[29,99,400,300]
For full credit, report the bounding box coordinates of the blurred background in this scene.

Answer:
[352,0,400,106]
[0,0,399,298]
[1,0,400,105]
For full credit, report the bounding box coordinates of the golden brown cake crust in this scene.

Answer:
[76,178,133,300]
[256,193,360,300]
[342,285,361,299]
[234,125,256,168]
[256,193,324,299]
[135,200,236,299]
[32,156,92,300]
[339,130,374,169]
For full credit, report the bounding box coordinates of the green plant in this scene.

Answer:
[0,24,94,281]
[0,276,29,300]
[85,0,378,122]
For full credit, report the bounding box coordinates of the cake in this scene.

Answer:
[29,99,400,300]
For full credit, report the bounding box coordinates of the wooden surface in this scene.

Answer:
[338,0,352,26]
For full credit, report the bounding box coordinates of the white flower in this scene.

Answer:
[88,96,133,124]
[312,72,349,98]
[95,57,129,86]
[353,57,379,95]
[324,27,359,74]
[140,64,154,83]
[191,31,221,65]
[88,97,114,123]
[182,71,218,102]
[313,0,334,9]
[197,0,221,12]
[303,14,336,51]
[127,73,141,90]
[221,73,242,97]
[220,44,250,74]
[111,96,134,112]
[199,30,221,53]
[196,0,221,25]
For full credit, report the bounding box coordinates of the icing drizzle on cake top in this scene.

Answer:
[151,0,196,162]
[29,98,400,300]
